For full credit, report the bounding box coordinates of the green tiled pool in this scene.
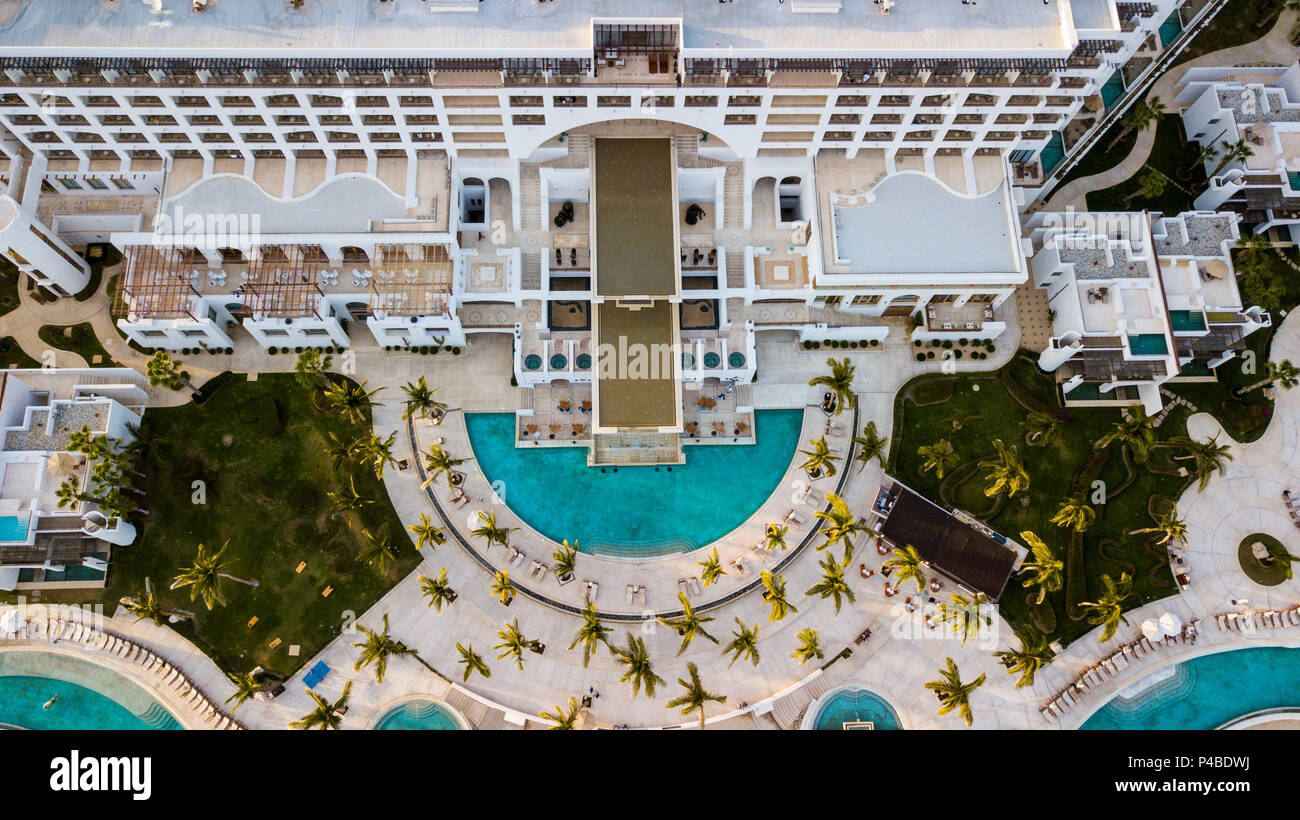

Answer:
[1100,71,1125,110]
[1169,310,1207,332]
[1127,333,1168,355]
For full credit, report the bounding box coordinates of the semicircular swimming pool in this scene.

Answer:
[373,699,463,730]
[465,409,804,557]
[1082,645,1300,730]
[810,687,903,730]
[0,650,182,730]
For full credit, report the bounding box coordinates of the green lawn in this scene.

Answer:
[890,353,1199,647]
[85,373,420,679]
[0,258,19,317]
[0,336,39,369]
[73,243,121,302]
[38,322,120,367]
[1085,115,1207,214]
[1174,0,1286,67]
[1049,117,1138,196]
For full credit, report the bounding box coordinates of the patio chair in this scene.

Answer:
[626,585,636,605]
[688,577,702,596]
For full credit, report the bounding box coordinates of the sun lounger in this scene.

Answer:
[510,550,526,568]
[530,560,548,579]
[636,586,646,607]
[785,509,805,526]
[731,559,749,578]
[688,577,702,596]
[626,585,636,605]
[1289,610,1300,626]
[679,578,690,598]
[583,580,599,601]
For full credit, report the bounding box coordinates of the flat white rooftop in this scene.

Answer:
[831,173,1019,275]
[165,175,405,234]
[0,0,1076,58]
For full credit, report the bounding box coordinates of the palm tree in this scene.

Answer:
[1122,166,1166,205]
[853,420,889,472]
[697,547,726,586]
[760,570,798,622]
[791,628,824,666]
[1107,96,1165,151]
[224,669,264,712]
[323,431,356,471]
[401,375,448,422]
[420,444,467,491]
[1184,140,1220,175]
[569,600,611,667]
[1239,359,1300,396]
[815,492,867,566]
[1169,434,1233,492]
[1095,406,1157,464]
[357,522,401,572]
[494,618,544,670]
[170,541,258,610]
[408,512,447,551]
[417,568,457,611]
[808,357,857,415]
[805,554,856,613]
[145,350,191,390]
[763,522,789,551]
[938,592,992,645]
[979,439,1029,499]
[1050,493,1096,533]
[723,618,760,667]
[352,431,399,479]
[1130,511,1187,546]
[351,613,418,684]
[666,662,727,729]
[945,407,983,431]
[552,539,578,582]
[119,578,194,626]
[917,439,959,479]
[326,474,373,520]
[1260,541,1300,580]
[322,378,381,424]
[55,477,90,511]
[995,626,1054,689]
[925,657,985,727]
[289,681,352,730]
[293,348,332,390]
[1210,137,1254,177]
[883,545,927,592]
[540,697,582,730]
[658,593,719,654]
[456,643,491,681]
[470,510,518,553]
[798,436,839,479]
[1081,573,1133,643]
[1018,530,1063,605]
[611,633,665,698]
[489,569,515,605]
[1020,410,1062,447]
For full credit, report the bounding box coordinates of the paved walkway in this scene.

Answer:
[1044,9,1299,213]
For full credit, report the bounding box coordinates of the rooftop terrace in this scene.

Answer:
[0,0,1077,57]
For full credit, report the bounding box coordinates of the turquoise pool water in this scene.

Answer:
[1082,646,1300,730]
[1169,310,1207,332]
[812,688,902,730]
[465,409,803,556]
[1100,71,1125,110]
[374,700,461,730]
[1127,333,1168,355]
[0,515,28,542]
[1158,12,1183,47]
[1039,132,1065,175]
[0,652,181,730]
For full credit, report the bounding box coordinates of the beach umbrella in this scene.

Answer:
[46,452,78,476]
[1158,612,1182,637]
[1140,619,1162,641]
[0,607,25,636]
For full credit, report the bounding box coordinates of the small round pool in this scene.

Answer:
[728,352,746,368]
[681,351,695,369]
[373,699,463,730]
[524,354,542,371]
[550,353,567,370]
[703,352,721,368]
[576,353,592,370]
[0,651,182,730]
[810,687,902,730]
[1082,646,1300,730]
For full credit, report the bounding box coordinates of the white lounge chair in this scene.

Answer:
[688,577,702,596]
[625,585,636,605]
[636,586,646,607]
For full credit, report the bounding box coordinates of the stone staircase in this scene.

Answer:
[545,134,591,169]
[725,247,745,288]
[723,166,744,229]
[520,250,541,291]
[519,166,542,231]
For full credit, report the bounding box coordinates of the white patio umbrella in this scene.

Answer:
[0,606,25,636]
[1140,618,1162,641]
[1158,612,1182,638]
[45,452,78,476]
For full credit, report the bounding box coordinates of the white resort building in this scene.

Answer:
[1023,209,1270,412]
[0,368,145,593]
[1177,61,1300,243]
